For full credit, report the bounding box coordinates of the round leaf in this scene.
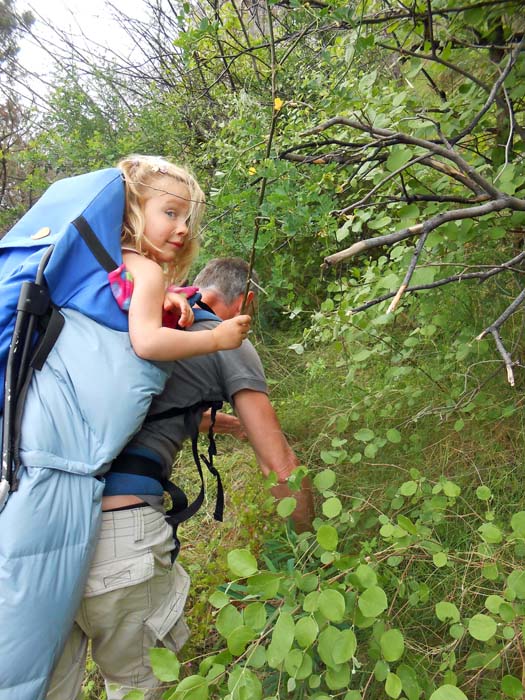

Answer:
[243,602,267,631]
[468,613,497,641]
[317,524,339,551]
[501,674,524,698]
[171,675,209,700]
[277,497,297,518]
[149,647,180,682]
[507,570,525,599]
[318,589,346,622]
[266,611,295,668]
[227,625,256,655]
[511,512,525,538]
[435,601,460,623]
[322,497,342,518]
[295,616,319,648]
[358,586,388,618]
[430,686,467,700]
[386,428,402,443]
[333,629,357,664]
[216,604,243,638]
[380,628,405,662]
[317,625,340,668]
[227,549,258,578]
[385,672,402,699]
[326,662,351,690]
[476,486,492,501]
[313,469,336,491]
[354,428,374,442]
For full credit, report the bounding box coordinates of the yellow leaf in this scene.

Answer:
[274,97,284,111]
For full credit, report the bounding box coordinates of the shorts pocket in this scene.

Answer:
[84,552,154,597]
[144,561,191,652]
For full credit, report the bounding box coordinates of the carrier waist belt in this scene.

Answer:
[110,452,188,513]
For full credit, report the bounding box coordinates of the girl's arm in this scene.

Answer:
[123,252,251,361]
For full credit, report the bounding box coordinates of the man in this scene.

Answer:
[47,258,314,700]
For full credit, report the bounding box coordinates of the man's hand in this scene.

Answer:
[232,389,315,533]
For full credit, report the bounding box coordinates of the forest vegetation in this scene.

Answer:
[2,1,525,698]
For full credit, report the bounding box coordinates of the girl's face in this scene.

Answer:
[141,177,191,263]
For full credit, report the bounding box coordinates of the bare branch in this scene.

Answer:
[325,198,520,266]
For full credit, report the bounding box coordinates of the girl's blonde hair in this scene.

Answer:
[117,155,206,285]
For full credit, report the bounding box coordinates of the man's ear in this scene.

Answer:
[236,291,254,316]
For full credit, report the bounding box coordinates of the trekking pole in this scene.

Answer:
[1,246,54,512]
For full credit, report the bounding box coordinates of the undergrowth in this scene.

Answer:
[81,325,525,699]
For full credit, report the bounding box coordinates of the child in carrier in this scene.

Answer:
[112,154,251,359]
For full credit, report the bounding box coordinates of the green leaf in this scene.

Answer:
[468,613,497,641]
[208,591,230,609]
[386,146,413,172]
[243,602,267,631]
[317,625,340,668]
[386,428,402,443]
[501,674,524,698]
[277,497,297,518]
[354,428,375,442]
[295,616,319,648]
[399,481,418,496]
[507,570,525,598]
[435,601,460,623]
[326,662,351,690]
[227,549,258,578]
[170,675,209,700]
[313,469,336,491]
[216,604,243,638]
[478,523,503,544]
[358,586,388,618]
[397,664,422,700]
[266,611,295,668]
[318,589,346,622]
[511,512,525,538]
[322,496,342,518]
[122,691,145,700]
[227,625,256,655]
[246,573,281,599]
[433,552,448,568]
[227,666,262,700]
[430,686,467,700]
[149,648,180,682]
[317,524,339,551]
[355,564,378,589]
[285,649,312,680]
[380,628,405,662]
[385,672,402,699]
[333,629,357,664]
[443,481,460,498]
[476,486,492,501]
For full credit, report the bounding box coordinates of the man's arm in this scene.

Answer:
[199,410,247,440]
[232,389,314,533]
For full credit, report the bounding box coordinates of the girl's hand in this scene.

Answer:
[163,292,194,328]
[211,315,251,350]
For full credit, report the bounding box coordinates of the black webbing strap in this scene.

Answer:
[30,306,65,371]
[145,400,224,522]
[72,215,119,273]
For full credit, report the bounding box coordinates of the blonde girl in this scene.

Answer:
[115,155,250,360]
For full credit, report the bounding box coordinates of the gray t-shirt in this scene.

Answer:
[126,320,268,473]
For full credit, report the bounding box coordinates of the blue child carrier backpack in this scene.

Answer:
[0,169,169,700]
